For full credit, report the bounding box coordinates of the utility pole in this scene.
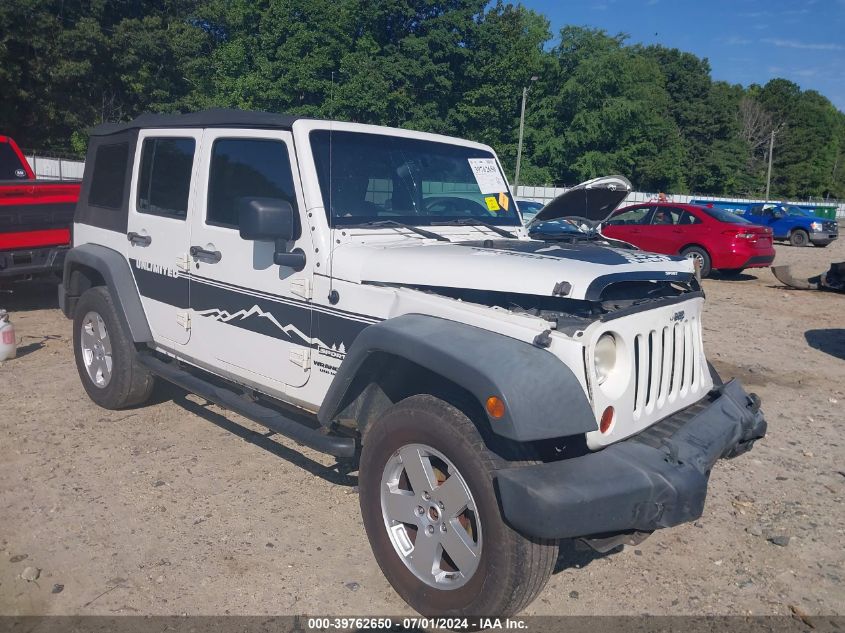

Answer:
[514,76,538,193]
[764,129,775,201]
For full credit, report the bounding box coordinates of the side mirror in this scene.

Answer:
[237,197,306,271]
[238,197,296,241]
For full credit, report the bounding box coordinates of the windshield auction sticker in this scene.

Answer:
[498,192,509,210]
[468,158,508,194]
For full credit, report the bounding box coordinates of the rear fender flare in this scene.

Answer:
[62,244,152,343]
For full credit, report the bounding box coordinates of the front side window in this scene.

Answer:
[784,205,809,217]
[607,206,652,225]
[88,142,129,209]
[137,138,196,218]
[310,130,520,227]
[207,138,299,231]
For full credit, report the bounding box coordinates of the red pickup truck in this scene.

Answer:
[0,135,79,285]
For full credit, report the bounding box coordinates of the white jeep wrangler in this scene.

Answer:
[60,109,766,618]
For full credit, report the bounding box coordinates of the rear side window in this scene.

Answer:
[651,207,683,225]
[88,142,129,209]
[207,138,299,231]
[137,138,196,218]
[699,206,752,224]
[0,143,28,179]
[679,211,702,225]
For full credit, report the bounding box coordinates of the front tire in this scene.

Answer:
[789,229,809,247]
[73,287,155,409]
[359,395,556,617]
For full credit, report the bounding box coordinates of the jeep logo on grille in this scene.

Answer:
[671,310,685,322]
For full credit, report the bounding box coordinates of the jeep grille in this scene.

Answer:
[632,319,704,420]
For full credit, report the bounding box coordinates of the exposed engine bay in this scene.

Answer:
[396,277,702,334]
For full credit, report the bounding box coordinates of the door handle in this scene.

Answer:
[127,232,152,246]
[190,245,222,263]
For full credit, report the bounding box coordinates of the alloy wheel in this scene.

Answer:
[380,443,482,590]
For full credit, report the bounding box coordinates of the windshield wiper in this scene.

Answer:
[432,218,518,239]
[342,220,450,242]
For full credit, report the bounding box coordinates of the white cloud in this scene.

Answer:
[762,38,844,51]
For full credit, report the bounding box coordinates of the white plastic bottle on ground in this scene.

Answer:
[0,309,16,361]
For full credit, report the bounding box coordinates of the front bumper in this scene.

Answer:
[496,379,766,540]
[809,231,838,245]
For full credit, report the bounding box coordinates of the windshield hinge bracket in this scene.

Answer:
[533,329,553,348]
[552,281,572,297]
[290,277,312,300]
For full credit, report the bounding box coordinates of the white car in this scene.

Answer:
[59,109,766,619]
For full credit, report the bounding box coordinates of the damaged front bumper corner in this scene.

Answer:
[496,379,766,540]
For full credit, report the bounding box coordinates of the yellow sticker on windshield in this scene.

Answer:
[498,192,509,211]
[485,196,500,212]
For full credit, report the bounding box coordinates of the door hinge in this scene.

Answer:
[290,277,312,300]
[289,347,311,369]
[175,253,191,272]
[176,311,191,330]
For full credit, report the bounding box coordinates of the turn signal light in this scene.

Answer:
[599,406,615,434]
[486,396,506,419]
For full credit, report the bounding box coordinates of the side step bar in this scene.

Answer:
[138,354,356,458]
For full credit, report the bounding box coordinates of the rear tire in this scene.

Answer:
[681,246,712,278]
[359,394,557,617]
[789,229,809,247]
[73,287,155,409]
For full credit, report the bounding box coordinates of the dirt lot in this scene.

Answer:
[1,239,843,617]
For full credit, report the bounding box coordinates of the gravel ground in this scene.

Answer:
[1,239,843,617]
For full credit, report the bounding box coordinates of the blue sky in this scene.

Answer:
[519,0,845,111]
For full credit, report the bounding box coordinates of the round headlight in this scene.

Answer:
[594,333,617,385]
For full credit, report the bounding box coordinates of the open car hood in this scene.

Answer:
[529,175,632,225]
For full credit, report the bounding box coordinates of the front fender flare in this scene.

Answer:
[318,314,598,442]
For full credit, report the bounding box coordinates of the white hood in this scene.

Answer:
[331,238,694,301]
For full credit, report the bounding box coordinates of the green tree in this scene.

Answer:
[2,0,843,199]
[448,2,551,180]
[759,79,841,198]
[537,27,686,191]
[642,46,749,194]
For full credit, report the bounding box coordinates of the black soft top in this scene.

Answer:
[91,108,311,136]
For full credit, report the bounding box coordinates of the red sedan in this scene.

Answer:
[602,202,775,277]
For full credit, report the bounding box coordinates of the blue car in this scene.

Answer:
[515,199,546,225]
[742,203,838,247]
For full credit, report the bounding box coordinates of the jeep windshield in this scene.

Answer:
[310,130,521,228]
